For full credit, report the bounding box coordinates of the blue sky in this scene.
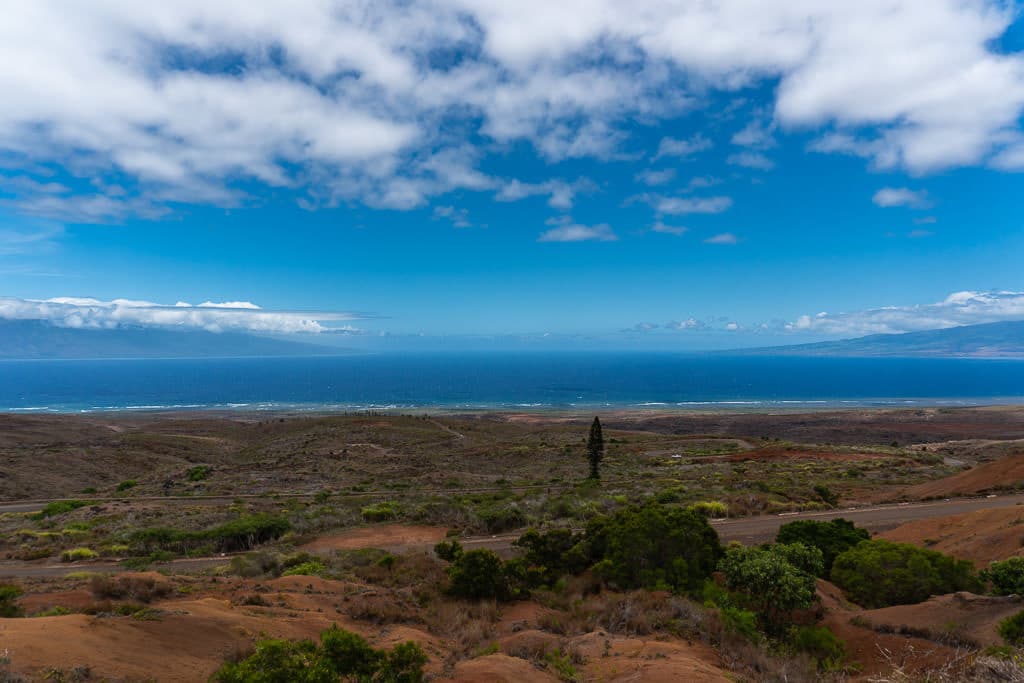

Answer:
[1,2,1024,350]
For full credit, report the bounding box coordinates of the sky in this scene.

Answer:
[1,1,1024,350]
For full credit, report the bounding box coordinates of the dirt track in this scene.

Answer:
[6,493,1024,579]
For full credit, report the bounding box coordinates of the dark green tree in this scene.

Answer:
[775,518,870,578]
[718,543,822,635]
[586,416,605,479]
[831,539,980,608]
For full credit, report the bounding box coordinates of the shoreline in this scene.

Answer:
[4,398,1024,419]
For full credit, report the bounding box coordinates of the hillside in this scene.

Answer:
[0,319,329,359]
[740,320,1024,358]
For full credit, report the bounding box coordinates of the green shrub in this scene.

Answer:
[718,543,822,635]
[447,549,510,601]
[999,610,1024,646]
[775,518,870,578]
[688,500,729,518]
[831,539,980,608]
[61,547,98,562]
[512,528,584,587]
[282,560,327,577]
[476,503,527,533]
[719,606,760,643]
[812,484,839,507]
[361,502,400,522]
[794,625,846,671]
[116,479,138,492]
[33,500,88,520]
[212,625,426,682]
[981,557,1024,596]
[433,539,463,562]
[33,606,74,617]
[186,465,211,482]
[129,514,290,555]
[585,503,723,593]
[0,584,23,618]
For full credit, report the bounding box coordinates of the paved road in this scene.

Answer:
[712,492,1024,544]
[4,493,1023,578]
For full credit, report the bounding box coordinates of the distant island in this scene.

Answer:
[2,318,1024,359]
[0,319,330,359]
[738,320,1024,358]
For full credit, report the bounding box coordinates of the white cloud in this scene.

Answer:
[635,168,677,186]
[704,232,739,244]
[666,318,707,330]
[433,205,472,228]
[0,1,1022,222]
[651,221,688,236]
[913,216,938,225]
[727,152,775,170]
[496,178,592,209]
[0,296,357,334]
[731,118,776,150]
[538,216,617,242]
[654,134,713,160]
[656,196,733,215]
[786,290,1024,336]
[872,187,932,209]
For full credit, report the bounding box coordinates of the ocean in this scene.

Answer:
[1,353,1023,413]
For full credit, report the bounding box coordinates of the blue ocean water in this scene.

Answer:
[0,353,1023,413]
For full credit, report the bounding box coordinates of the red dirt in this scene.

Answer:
[905,454,1024,498]
[445,654,559,682]
[879,505,1024,566]
[718,447,893,462]
[1,574,445,682]
[862,592,1024,648]
[300,525,449,552]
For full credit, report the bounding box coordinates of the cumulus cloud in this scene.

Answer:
[704,232,739,244]
[655,196,733,216]
[538,216,617,242]
[654,135,713,160]
[727,152,776,170]
[635,168,677,186]
[666,318,707,330]
[496,178,593,210]
[786,290,1024,336]
[651,221,688,236]
[0,2,1022,222]
[873,187,932,209]
[0,296,358,334]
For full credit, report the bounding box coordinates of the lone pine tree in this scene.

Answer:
[586,416,604,479]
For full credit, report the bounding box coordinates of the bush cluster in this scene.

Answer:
[213,625,427,683]
[775,518,869,577]
[0,584,23,618]
[437,503,723,602]
[130,514,290,556]
[831,539,980,608]
[981,557,1024,596]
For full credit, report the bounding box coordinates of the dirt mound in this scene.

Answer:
[905,454,1024,498]
[861,592,1024,649]
[879,505,1024,566]
[1,576,444,682]
[445,653,559,682]
[301,525,449,553]
[572,632,729,682]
